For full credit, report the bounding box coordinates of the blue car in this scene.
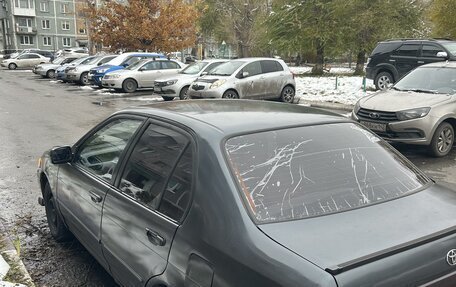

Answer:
[89,52,165,86]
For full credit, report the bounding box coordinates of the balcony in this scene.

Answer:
[16,26,37,34]
[12,7,35,17]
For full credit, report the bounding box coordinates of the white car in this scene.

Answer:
[1,53,50,70]
[66,55,116,85]
[154,59,228,100]
[34,56,80,78]
[102,59,185,93]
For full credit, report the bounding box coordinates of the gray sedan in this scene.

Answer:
[38,100,456,286]
[352,61,456,157]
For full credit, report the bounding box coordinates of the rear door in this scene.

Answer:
[101,120,194,286]
[391,43,420,79]
[419,43,447,65]
[29,54,44,66]
[260,60,285,98]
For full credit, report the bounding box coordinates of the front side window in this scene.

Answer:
[141,61,161,71]
[119,124,189,210]
[393,44,420,57]
[75,118,143,182]
[241,61,262,77]
[421,44,445,57]
[226,123,429,223]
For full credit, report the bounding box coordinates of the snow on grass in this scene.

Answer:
[290,66,355,75]
[124,96,164,102]
[295,76,375,106]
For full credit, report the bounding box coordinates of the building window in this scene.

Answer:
[15,0,33,8]
[20,35,33,45]
[43,36,51,46]
[6,20,10,29]
[42,19,50,29]
[39,2,48,12]
[62,37,71,47]
[60,3,69,13]
[61,21,70,30]
[7,36,11,46]
[18,18,32,27]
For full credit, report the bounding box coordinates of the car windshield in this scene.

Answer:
[180,62,208,74]
[125,59,149,70]
[441,42,456,56]
[225,123,429,224]
[394,67,456,94]
[83,56,102,65]
[208,60,245,76]
[52,57,66,64]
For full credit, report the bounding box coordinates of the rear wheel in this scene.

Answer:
[429,122,454,157]
[374,71,393,90]
[44,183,72,242]
[8,63,17,70]
[79,72,89,85]
[280,85,295,103]
[46,69,55,78]
[122,78,138,93]
[179,86,190,100]
[222,90,239,99]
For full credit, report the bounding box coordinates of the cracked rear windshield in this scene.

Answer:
[226,123,429,223]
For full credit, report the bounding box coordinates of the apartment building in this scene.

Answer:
[0,0,88,52]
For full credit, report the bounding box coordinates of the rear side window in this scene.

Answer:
[421,44,445,57]
[261,60,283,73]
[225,123,429,223]
[119,124,189,210]
[142,61,161,70]
[161,61,180,69]
[371,42,401,55]
[393,44,420,57]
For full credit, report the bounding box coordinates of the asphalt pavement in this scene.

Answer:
[0,68,455,286]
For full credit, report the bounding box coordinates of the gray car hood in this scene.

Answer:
[359,90,453,111]
[258,184,456,272]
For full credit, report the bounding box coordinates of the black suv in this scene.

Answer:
[366,39,456,90]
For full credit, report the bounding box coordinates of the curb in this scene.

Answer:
[296,98,354,112]
[0,222,34,287]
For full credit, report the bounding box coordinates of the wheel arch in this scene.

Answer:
[40,172,50,197]
[429,116,456,140]
[123,77,139,86]
[374,64,397,82]
[223,88,240,98]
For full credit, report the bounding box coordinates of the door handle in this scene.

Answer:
[89,191,102,203]
[146,228,166,246]
[417,61,425,64]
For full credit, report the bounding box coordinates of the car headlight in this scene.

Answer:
[396,107,431,121]
[108,74,121,79]
[210,79,226,89]
[353,101,361,114]
[165,80,177,86]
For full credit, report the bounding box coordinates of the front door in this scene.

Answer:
[419,43,447,65]
[138,61,162,88]
[101,121,194,286]
[236,61,265,99]
[57,117,144,271]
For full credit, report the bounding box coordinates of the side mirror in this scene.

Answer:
[50,146,73,164]
[437,51,448,59]
[97,62,103,66]
[201,71,208,76]
[242,71,249,78]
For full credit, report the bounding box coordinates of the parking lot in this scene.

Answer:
[0,68,455,286]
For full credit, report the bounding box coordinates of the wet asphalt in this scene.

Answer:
[0,68,455,286]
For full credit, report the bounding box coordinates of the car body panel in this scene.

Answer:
[66,55,116,83]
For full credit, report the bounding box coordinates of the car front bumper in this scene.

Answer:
[188,84,224,99]
[102,78,123,89]
[66,71,82,82]
[351,111,437,145]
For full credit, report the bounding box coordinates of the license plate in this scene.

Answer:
[154,87,162,92]
[360,121,387,132]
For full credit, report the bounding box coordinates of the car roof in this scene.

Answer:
[419,61,456,68]
[381,38,456,44]
[119,100,348,136]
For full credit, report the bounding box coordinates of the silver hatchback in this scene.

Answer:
[187,58,296,103]
[352,61,456,157]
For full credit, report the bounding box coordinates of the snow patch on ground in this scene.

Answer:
[8,70,33,73]
[79,86,94,90]
[295,76,375,105]
[290,66,355,75]
[124,97,164,102]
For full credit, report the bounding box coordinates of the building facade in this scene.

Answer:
[0,0,88,52]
